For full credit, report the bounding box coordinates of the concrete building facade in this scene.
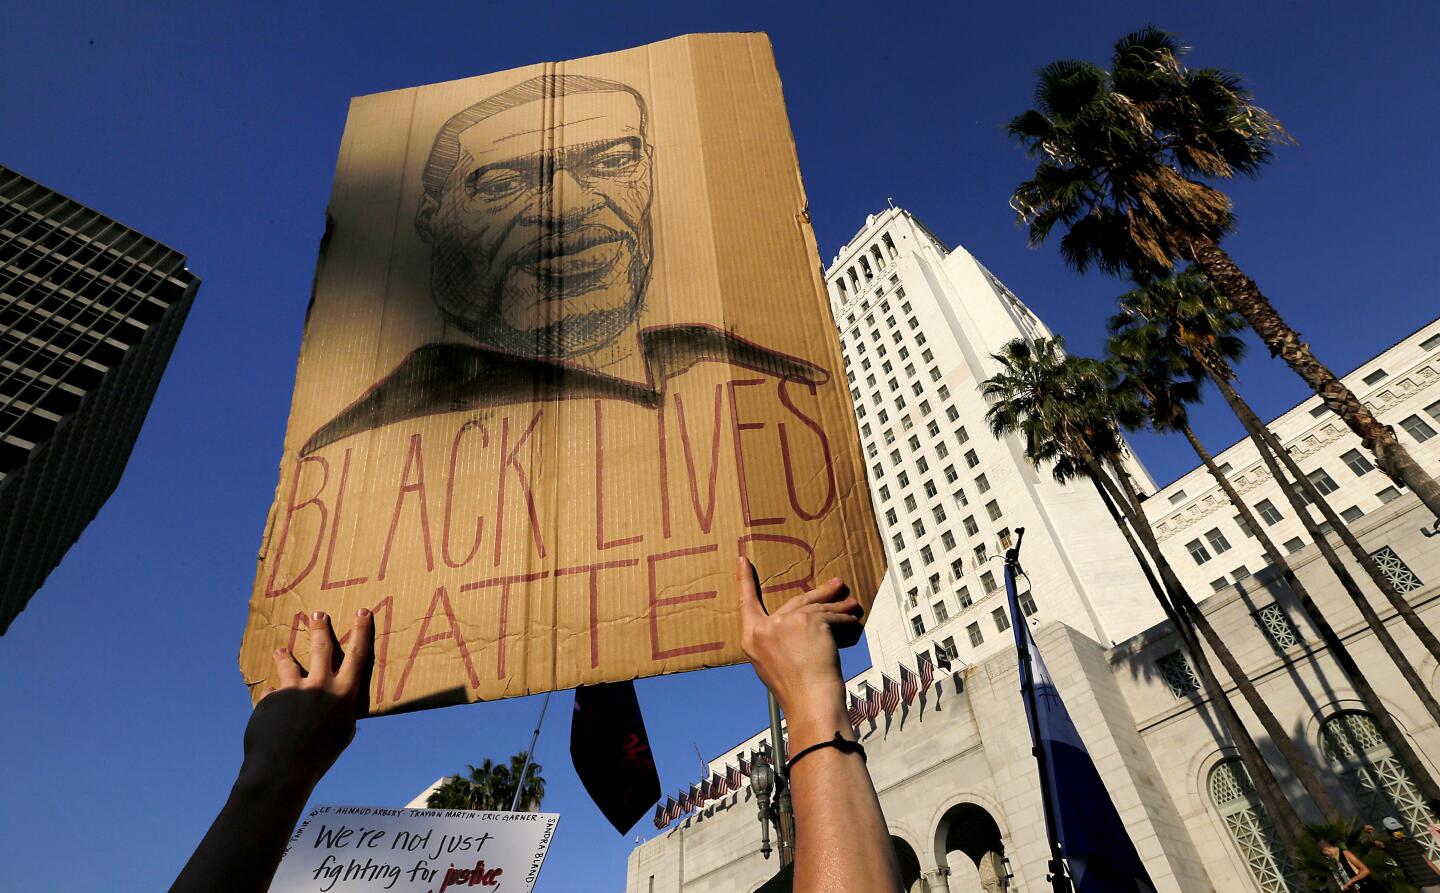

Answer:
[626,209,1440,893]
[0,165,199,632]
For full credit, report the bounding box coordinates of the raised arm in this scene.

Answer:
[170,609,374,893]
[737,557,902,893]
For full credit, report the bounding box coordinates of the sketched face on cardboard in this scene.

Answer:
[416,76,655,359]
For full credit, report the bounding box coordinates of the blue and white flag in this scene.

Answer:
[1005,563,1156,893]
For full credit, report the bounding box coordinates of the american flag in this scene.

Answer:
[757,740,773,762]
[677,789,691,814]
[665,796,680,822]
[737,753,751,779]
[881,672,901,716]
[847,691,866,728]
[899,663,919,706]
[725,763,740,793]
[711,772,725,798]
[864,682,882,720]
[698,777,712,803]
[918,651,935,695]
[690,783,702,808]
[652,801,667,829]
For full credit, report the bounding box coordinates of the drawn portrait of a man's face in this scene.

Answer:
[416,75,654,359]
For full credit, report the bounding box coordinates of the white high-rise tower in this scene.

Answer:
[824,207,1161,669]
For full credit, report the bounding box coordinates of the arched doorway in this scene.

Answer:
[892,835,925,893]
[1321,711,1440,859]
[935,803,1008,892]
[1207,757,1299,893]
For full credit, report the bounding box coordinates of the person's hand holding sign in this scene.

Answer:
[736,557,901,893]
[171,610,374,893]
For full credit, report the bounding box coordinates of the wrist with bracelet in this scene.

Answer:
[785,732,866,774]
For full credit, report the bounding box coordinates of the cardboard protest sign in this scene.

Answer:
[241,32,883,713]
[270,806,557,892]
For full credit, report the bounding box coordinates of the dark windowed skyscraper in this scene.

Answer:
[0,165,199,633]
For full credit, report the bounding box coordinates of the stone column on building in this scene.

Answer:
[922,866,951,893]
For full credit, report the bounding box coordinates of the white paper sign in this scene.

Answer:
[270,806,559,893]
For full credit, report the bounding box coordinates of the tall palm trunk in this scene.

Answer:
[1188,238,1440,519]
[1083,459,1306,858]
[1101,462,1338,822]
[1178,419,1440,803]
[1206,370,1440,748]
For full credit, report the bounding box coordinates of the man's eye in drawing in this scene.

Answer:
[587,144,641,176]
[467,168,529,200]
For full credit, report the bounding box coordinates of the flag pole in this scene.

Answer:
[1004,528,1074,893]
[510,690,552,812]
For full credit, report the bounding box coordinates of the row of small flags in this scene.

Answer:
[652,645,955,829]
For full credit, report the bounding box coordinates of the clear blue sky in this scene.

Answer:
[1,2,1437,890]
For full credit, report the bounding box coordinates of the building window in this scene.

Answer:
[992,606,1011,633]
[941,636,959,659]
[1306,468,1340,496]
[1217,462,1233,475]
[907,434,920,450]
[920,400,932,416]
[1422,331,1440,352]
[1209,758,1300,893]
[904,494,917,511]
[933,601,950,625]
[963,516,979,536]
[956,426,969,444]
[929,367,941,382]
[890,449,901,466]
[1370,546,1423,593]
[916,456,929,473]
[967,622,983,647]
[1341,505,1364,523]
[1156,651,1202,698]
[897,470,909,487]
[922,348,934,363]
[878,484,890,501]
[912,519,925,538]
[954,489,968,507]
[936,442,949,459]
[1309,404,1328,418]
[1205,527,1232,555]
[1361,368,1388,386]
[867,442,878,458]
[1186,538,1214,565]
[946,405,960,422]
[998,527,1013,549]
[941,531,956,550]
[1253,603,1302,653]
[1234,514,1255,538]
[944,465,959,483]
[1341,448,1373,476]
[951,559,964,580]
[1256,499,1283,525]
[927,419,939,437]
[892,533,904,551]
[1232,565,1251,582]
[924,479,938,497]
[958,586,973,608]
[1322,712,1440,859]
[900,559,912,578]
[885,509,898,526]
[1428,398,1440,423]
[986,500,1002,521]
[1210,577,1229,593]
[1168,489,1188,505]
[1376,486,1402,504]
[937,384,949,400]
[911,615,926,637]
[1018,590,1037,615]
[933,504,947,523]
[980,570,998,593]
[965,449,980,468]
[1400,414,1437,442]
[920,545,935,564]
[976,473,990,493]
[1283,537,1305,554]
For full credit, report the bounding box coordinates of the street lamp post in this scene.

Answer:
[749,690,796,865]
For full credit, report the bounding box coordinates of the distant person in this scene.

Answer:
[1318,838,1373,891]
[737,556,903,893]
[170,609,374,893]
[1382,816,1440,891]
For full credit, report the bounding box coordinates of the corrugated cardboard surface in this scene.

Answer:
[241,33,883,714]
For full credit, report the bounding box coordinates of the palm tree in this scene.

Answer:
[1111,271,1440,804]
[982,336,1308,859]
[1107,294,1440,805]
[425,753,547,812]
[1007,27,1440,516]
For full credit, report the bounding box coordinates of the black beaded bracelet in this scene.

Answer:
[785,732,866,773]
